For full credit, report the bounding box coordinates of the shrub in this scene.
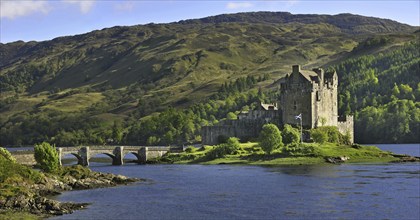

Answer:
[259,124,283,154]
[311,129,328,143]
[0,147,16,162]
[311,126,348,144]
[282,124,301,145]
[206,137,241,160]
[34,142,60,173]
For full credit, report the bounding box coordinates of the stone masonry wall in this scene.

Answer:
[338,115,354,143]
[201,119,267,145]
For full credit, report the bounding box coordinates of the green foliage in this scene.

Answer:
[226,112,237,120]
[334,41,419,143]
[356,100,420,143]
[0,147,16,162]
[205,137,241,160]
[311,126,352,144]
[59,165,92,179]
[0,153,43,185]
[0,13,417,146]
[311,129,328,144]
[282,124,300,145]
[184,146,197,153]
[259,124,283,154]
[34,142,60,173]
[111,121,123,144]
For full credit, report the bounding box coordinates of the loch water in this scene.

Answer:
[51,144,420,220]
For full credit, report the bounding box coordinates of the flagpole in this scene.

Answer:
[300,115,303,144]
[295,113,303,144]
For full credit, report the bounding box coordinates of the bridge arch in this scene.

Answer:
[122,151,141,164]
[60,152,84,166]
[89,152,118,165]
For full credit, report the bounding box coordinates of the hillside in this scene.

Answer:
[0,12,418,145]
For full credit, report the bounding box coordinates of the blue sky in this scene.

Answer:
[1,0,419,43]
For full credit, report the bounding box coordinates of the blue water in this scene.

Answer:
[50,144,420,220]
[375,143,420,157]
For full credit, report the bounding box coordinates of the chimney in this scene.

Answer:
[292,65,300,73]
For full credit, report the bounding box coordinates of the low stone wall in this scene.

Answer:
[11,150,36,165]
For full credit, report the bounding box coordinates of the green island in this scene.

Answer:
[155,125,417,166]
[159,142,399,165]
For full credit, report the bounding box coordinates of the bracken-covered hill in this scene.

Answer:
[0,12,418,145]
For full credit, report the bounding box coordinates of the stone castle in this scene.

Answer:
[201,65,354,145]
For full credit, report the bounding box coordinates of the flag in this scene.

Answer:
[295,113,302,120]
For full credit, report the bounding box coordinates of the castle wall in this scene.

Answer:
[338,115,354,143]
[201,120,267,145]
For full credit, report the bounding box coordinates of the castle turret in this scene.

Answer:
[312,68,324,85]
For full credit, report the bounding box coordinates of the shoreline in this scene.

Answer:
[0,165,139,219]
[152,142,420,166]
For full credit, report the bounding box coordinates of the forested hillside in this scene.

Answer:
[0,12,418,145]
[334,40,420,143]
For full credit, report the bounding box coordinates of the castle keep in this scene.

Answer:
[201,65,354,145]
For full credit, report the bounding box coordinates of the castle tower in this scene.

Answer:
[280,65,338,128]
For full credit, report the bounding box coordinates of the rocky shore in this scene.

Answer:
[0,166,139,217]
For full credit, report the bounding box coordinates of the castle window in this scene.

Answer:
[293,101,297,110]
[316,91,321,101]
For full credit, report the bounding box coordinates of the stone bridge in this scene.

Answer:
[10,146,183,166]
[58,146,182,166]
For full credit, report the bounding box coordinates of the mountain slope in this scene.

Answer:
[0,12,418,145]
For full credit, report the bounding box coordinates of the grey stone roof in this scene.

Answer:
[299,70,319,82]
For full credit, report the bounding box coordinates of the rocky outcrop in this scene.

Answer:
[391,154,420,163]
[325,156,350,164]
[0,167,139,217]
[0,194,88,216]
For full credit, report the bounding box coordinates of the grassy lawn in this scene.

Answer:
[158,142,399,165]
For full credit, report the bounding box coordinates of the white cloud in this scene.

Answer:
[115,2,135,12]
[226,2,254,10]
[63,0,95,14]
[0,0,50,19]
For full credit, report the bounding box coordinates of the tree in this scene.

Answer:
[34,142,60,173]
[225,137,240,150]
[205,137,240,160]
[282,124,300,145]
[111,121,123,144]
[259,124,283,154]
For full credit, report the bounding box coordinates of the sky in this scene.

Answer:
[1,0,419,43]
